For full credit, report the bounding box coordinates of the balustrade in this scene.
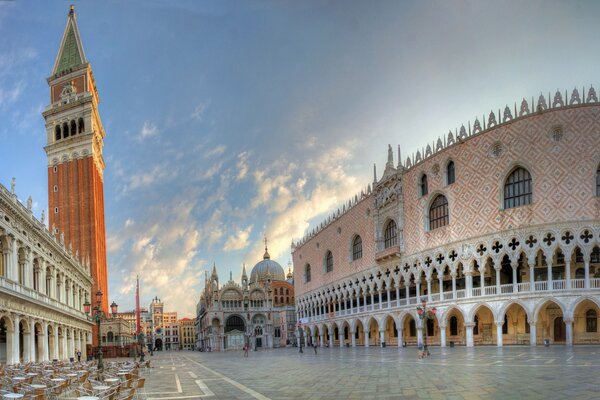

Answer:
[572,279,585,289]
[518,282,530,292]
[534,281,548,291]
[456,289,466,299]
[590,278,600,289]
[472,287,481,297]
[484,286,496,295]
[500,284,513,294]
[552,280,565,290]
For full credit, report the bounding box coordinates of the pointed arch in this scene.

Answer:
[503,166,532,209]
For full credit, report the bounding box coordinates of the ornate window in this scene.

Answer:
[384,220,397,249]
[63,122,69,138]
[504,167,532,209]
[597,164,600,196]
[55,125,61,141]
[70,120,76,136]
[429,195,449,230]
[78,117,85,134]
[325,251,333,273]
[586,309,597,333]
[352,235,363,260]
[304,264,311,283]
[420,174,428,196]
[502,315,508,334]
[446,161,455,185]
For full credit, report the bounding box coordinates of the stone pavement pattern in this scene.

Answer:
[140,347,600,399]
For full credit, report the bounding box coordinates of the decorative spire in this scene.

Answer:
[386,144,393,167]
[373,163,377,183]
[242,263,247,279]
[263,235,270,260]
[52,4,87,75]
[397,145,402,168]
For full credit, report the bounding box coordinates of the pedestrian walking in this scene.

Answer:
[313,342,317,355]
[76,349,81,362]
[244,344,249,357]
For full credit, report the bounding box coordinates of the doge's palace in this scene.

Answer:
[0,182,93,364]
[293,88,600,349]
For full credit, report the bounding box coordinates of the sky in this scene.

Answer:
[1,0,600,317]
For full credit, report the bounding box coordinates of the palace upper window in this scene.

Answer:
[352,235,363,261]
[384,220,397,249]
[325,251,333,273]
[420,174,428,197]
[596,164,600,196]
[304,264,311,283]
[504,167,532,209]
[429,194,449,230]
[446,161,455,185]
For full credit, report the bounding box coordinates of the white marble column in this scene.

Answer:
[339,330,344,348]
[319,334,323,347]
[426,277,432,303]
[351,328,356,347]
[584,259,590,289]
[40,261,47,295]
[565,319,573,346]
[495,321,503,347]
[416,280,421,303]
[25,249,33,288]
[405,286,410,302]
[480,264,485,291]
[565,260,572,289]
[511,261,518,293]
[42,321,49,361]
[397,327,404,348]
[440,325,447,347]
[12,314,20,364]
[416,321,423,347]
[364,325,369,348]
[9,236,17,281]
[27,318,35,363]
[530,322,537,346]
[395,286,400,307]
[465,323,474,347]
[53,325,59,360]
[379,329,385,347]
[451,273,457,299]
[547,260,553,290]
[328,332,334,347]
[494,265,501,294]
[438,276,444,301]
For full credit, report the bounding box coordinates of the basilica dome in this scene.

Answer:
[250,247,285,283]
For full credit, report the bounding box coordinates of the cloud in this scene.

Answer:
[205,144,225,158]
[191,102,208,120]
[236,151,250,180]
[137,121,158,141]
[223,225,253,251]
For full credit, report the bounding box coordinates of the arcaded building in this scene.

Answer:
[196,242,296,351]
[293,88,600,348]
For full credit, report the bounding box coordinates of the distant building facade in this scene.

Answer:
[179,318,196,350]
[196,242,296,351]
[293,89,600,348]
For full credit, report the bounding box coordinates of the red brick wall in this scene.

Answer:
[293,196,376,297]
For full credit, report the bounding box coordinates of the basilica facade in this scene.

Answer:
[293,89,600,348]
[196,244,295,351]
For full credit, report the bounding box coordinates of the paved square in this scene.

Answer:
[141,346,599,399]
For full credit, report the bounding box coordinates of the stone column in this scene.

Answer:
[370,291,375,308]
[495,321,503,347]
[565,319,573,346]
[465,323,474,347]
[26,249,34,288]
[584,258,590,289]
[351,328,356,347]
[40,260,47,295]
[511,261,518,293]
[7,316,17,365]
[529,259,535,292]
[494,264,501,295]
[396,286,400,307]
[480,264,485,291]
[13,314,20,364]
[328,332,334,347]
[319,334,323,347]
[8,236,17,281]
[440,325,447,347]
[465,272,472,298]
[565,260,572,289]
[416,280,421,303]
[416,320,423,347]
[426,276,432,303]
[53,325,59,360]
[28,317,36,362]
[397,327,404,348]
[405,286,410,303]
[42,321,49,361]
[379,329,385,347]
[378,291,382,309]
[339,330,344,348]
[547,260,553,291]
[530,321,537,346]
[451,273,457,300]
[364,324,369,348]
[438,276,444,301]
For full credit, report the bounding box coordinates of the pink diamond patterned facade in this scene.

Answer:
[292,89,600,348]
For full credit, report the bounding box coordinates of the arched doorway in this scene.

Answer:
[252,314,266,349]
[445,308,465,346]
[354,320,365,346]
[472,305,495,345]
[383,316,398,346]
[368,318,378,346]
[0,316,11,364]
[154,338,163,351]
[573,299,600,344]
[502,303,530,345]
[536,300,565,344]
[403,315,417,345]
[34,322,43,362]
[224,315,245,350]
[47,325,55,360]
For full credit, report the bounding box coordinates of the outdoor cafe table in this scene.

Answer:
[30,384,46,390]
[104,378,119,384]
[76,397,99,400]
[50,378,65,383]
[2,394,24,399]
[92,385,111,392]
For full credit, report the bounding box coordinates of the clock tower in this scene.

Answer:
[42,6,109,316]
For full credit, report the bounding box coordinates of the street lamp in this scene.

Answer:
[297,323,303,353]
[84,291,118,375]
[416,299,436,358]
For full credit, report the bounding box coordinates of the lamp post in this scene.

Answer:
[83,291,118,375]
[416,299,436,359]
[297,323,303,353]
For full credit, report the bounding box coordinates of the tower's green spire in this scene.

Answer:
[52,5,87,75]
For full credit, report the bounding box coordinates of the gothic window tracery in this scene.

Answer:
[429,194,449,230]
[446,161,455,185]
[352,235,362,260]
[420,174,428,197]
[384,220,397,249]
[504,167,532,209]
[305,264,311,283]
[55,125,61,141]
[325,251,333,273]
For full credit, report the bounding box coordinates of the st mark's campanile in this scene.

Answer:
[42,6,109,326]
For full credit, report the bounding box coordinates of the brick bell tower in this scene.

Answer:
[42,6,109,320]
